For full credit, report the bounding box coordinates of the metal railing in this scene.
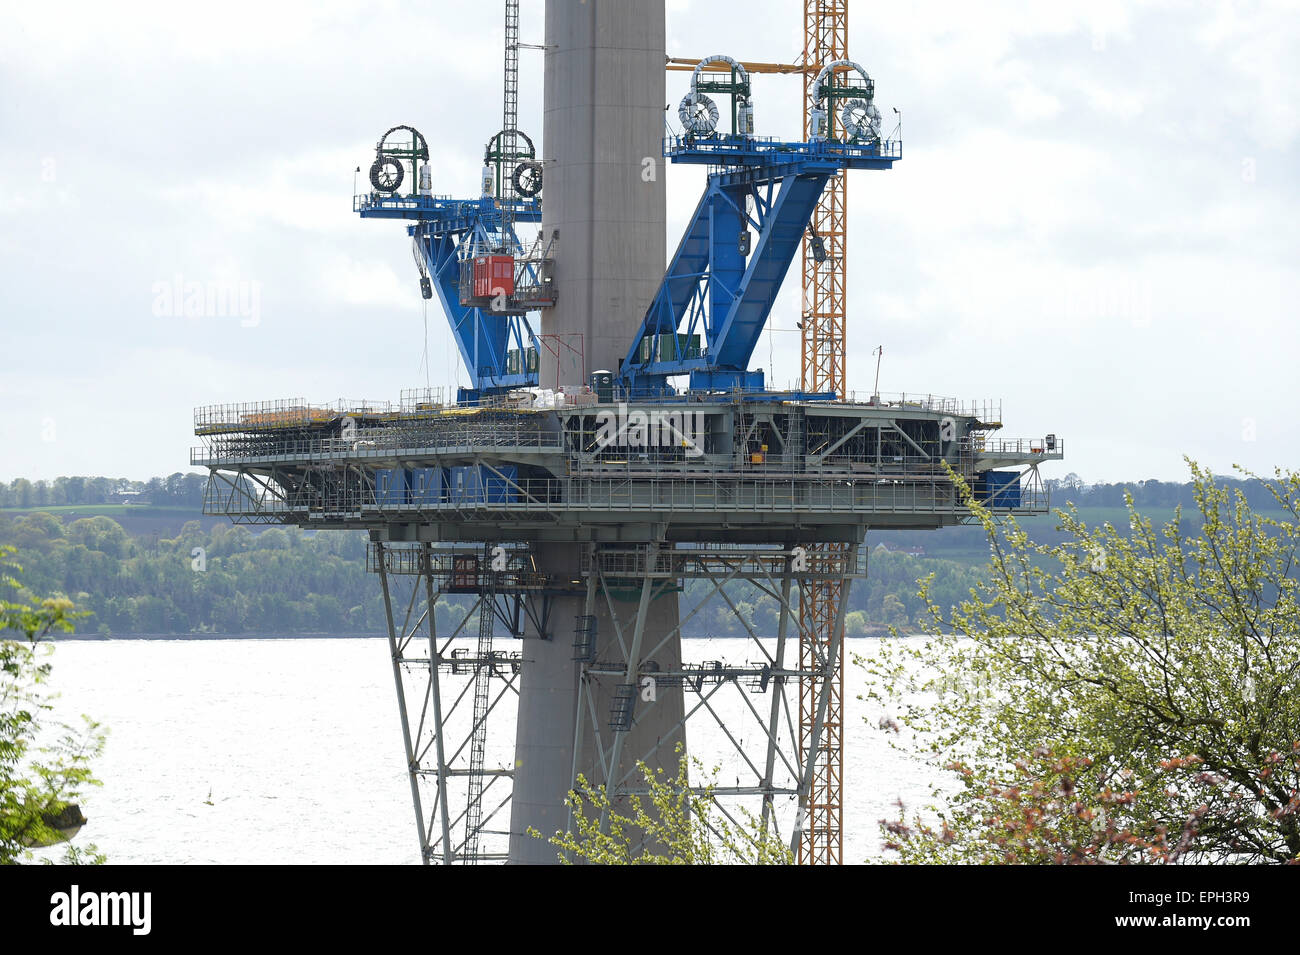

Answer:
[206,471,1049,521]
[194,397,402,433]
[969,437,1065,457]
[662,133,903,163]
[192,422,564,466]
[582,544,868,579]
[195,390,1008,430]
[841,392,1002,422]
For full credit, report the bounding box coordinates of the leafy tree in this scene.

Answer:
[879,747,1240,864]
[865,459,1300,863]
[10,481,34,509]
[0,544,105,864]
[532,746,791,865]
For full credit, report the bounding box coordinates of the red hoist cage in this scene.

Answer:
[472,255,515,298]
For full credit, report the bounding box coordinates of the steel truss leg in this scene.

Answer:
[565,542,823,862]
[421,543,454,865]
[760,548,795,839]
[375,542,520,864]
[794,540,859,864]
[596,541,661,836]
[378,541,433,864]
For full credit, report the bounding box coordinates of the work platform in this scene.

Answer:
[193,389,1061,541]
[664,132,901,169]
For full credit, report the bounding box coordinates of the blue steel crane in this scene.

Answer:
[355,56,893,404]
[620,57,896,398]
[355,124,551,403]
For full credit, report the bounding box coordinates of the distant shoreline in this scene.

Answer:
[46,631,905,642]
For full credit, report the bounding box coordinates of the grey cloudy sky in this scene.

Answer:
[1,0,1296,484]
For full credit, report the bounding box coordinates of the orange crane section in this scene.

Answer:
[798,0,850,867]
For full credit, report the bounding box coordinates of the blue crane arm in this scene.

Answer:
[621,163,830,394]
[360,194,541,397]
[619,135,899,396]
[415,228,538,396]
[708,171,828,370]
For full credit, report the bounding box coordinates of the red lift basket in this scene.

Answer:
[473,255,515,298]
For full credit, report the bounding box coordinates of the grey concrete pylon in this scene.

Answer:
[507,542,684,864]
[509,2,674,861]
[538,0,666,388]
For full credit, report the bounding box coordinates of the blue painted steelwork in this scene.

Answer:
[355,127,902,402]
[664,133,901,168]
[448,465,518,505]
[356,193,543,398]
[975,470,1022,508]
[620,133,900,397]
[375,468,409,506]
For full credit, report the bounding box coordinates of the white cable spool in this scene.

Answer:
[812,58,873,110]
[678,92,720,135]
[679,54,749,136]
[689,54,750,91]
[840,98,882,143]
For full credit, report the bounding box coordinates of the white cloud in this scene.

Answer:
[317,254,413,310]
[0,0,1296,484]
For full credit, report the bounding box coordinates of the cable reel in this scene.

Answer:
[810,59,876,143]
[678,92,720,135]
[840,98,882,144]
[369,155,404,192]
[513,160,543,197]
[370,125,429,194]
[679,54,753,137]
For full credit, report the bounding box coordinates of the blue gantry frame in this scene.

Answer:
[356,193,543,398]
[620,134,901,397]
[356,131,900,401]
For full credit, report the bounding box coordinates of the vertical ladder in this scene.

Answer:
[500,0,521,238]
[463,578,496,863]
[609,683,637,733]
[573,614,597,662]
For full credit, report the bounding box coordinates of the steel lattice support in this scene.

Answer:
[799,0,850,866]
[501,0,521,222]
[560,542,861,862]
[796,544,850,864]
[374,541,523,864]
[801,0,849,397]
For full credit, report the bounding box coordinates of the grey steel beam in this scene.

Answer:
[420,543,455,865]
[377,543,434,865]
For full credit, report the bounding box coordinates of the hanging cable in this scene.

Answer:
[769,310,775,385]
[422,298,431,390]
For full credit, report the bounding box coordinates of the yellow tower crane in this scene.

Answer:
[669,0,855,866]
[797,0,851,867]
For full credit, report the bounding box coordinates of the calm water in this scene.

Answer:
[39,636,937,864]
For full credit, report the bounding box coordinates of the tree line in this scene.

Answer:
[0,510,989,637]
[0,473,207,509]
[1045,470,1279,510]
